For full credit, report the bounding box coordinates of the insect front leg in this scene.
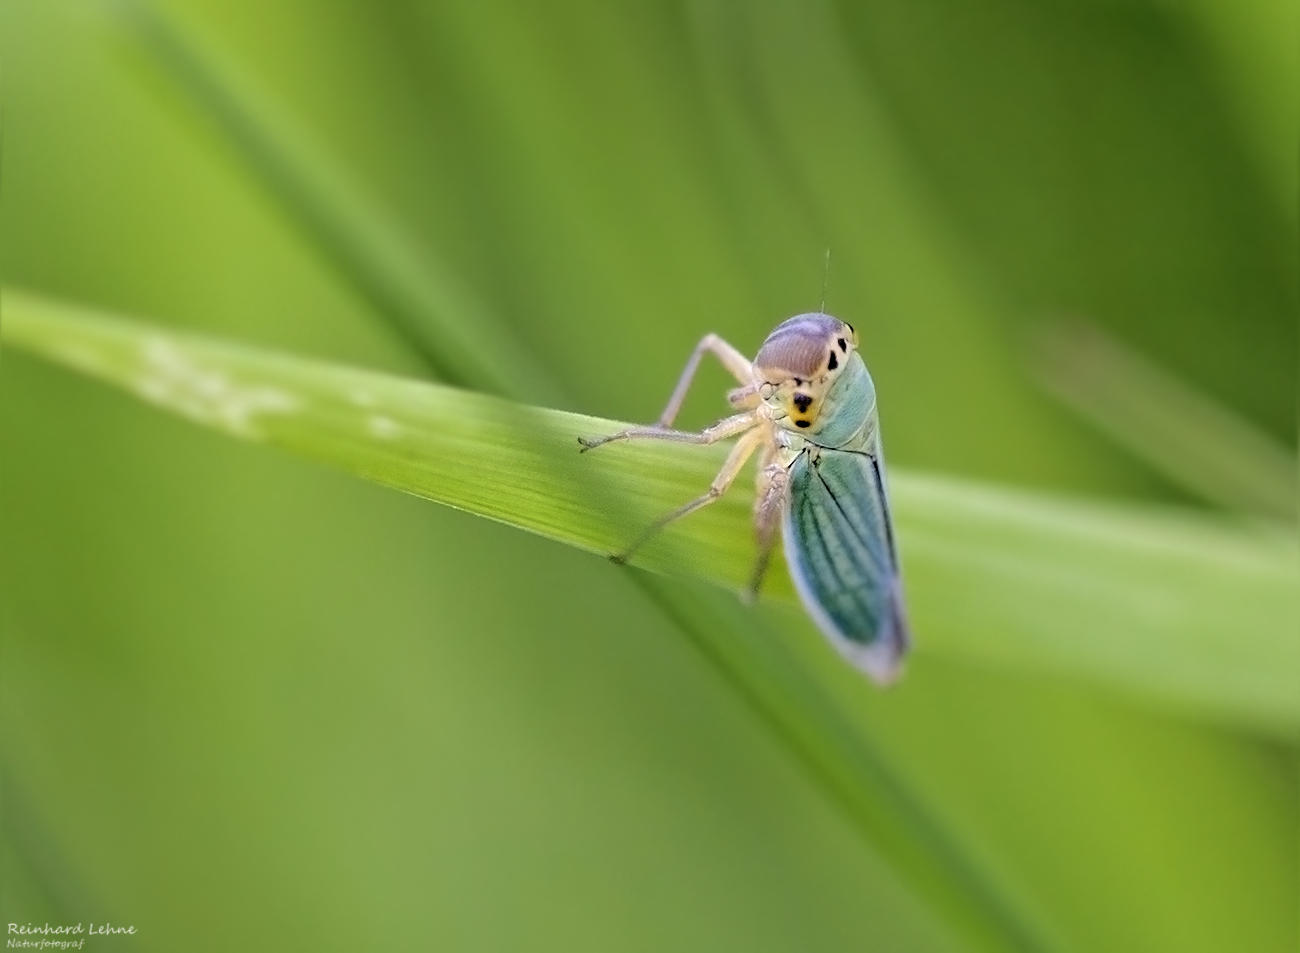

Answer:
[611,425,764,565]
[655,333,756,428]
[745,453,790,602]
[579,410,757,452]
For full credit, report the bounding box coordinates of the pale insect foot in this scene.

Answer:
[577,433,625,453]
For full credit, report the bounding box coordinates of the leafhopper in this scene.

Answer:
[580,313,911,684]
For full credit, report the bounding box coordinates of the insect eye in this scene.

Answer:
[760,382,776,399]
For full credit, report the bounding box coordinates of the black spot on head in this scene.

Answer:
[827,350,838,370]
[793,377,803,386]
[795,419,811,428]
[792,392,813,412]
[837,338,847,352]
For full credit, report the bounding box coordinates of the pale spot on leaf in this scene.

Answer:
[132,337,299,438]
[368,415,402,440]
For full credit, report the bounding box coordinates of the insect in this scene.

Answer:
[579,312,910,684]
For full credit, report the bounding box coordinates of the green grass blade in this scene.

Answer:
[6,288,1297,740]
[900,475,1298,733]
[634,575,1061,953]
[108,0,565,408]
[1035,320,1297,521]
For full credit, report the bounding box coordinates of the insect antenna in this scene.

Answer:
[819,248,832,313]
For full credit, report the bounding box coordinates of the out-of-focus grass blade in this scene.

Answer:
[105,0,564,408]
[633,574,1059,953]
[6,289,1298,740]
[1035,320,1297,521]
[901,476,1298,734]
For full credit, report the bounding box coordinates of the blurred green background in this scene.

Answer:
[1,0,1295,950]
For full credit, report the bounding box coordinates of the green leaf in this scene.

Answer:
[7,288,1296,742]
[1035,320,1297,521]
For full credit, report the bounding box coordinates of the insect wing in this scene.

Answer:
[783,448,909,683]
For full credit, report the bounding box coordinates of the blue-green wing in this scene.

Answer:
[783,447,910,683]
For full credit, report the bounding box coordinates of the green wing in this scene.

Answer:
[783,447,910,683]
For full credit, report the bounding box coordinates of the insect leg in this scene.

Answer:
[579,411,757,452]
[726,383,761,410]
[612,426,764,564]
[655,334,754,428]
[745,453,790,602]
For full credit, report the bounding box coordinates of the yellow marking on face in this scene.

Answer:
[753,314,856,432]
